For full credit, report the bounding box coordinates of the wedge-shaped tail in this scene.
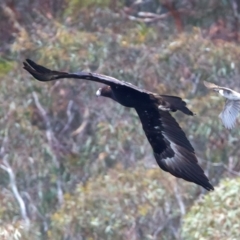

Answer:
[160,95,194,116]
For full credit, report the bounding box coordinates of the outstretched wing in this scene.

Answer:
[219,100,240,129]
[203,81,221,90]
[203,81,234,93]
[23,59,145,92]
[23,59,213,190]
[135,106,214,191]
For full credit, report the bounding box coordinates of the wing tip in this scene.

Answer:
[219,108,237,130]
[25,58,34,64]
[23,59,54,82]
[203,80,217,89]
[202,182,214,191]
[191,172,214,191]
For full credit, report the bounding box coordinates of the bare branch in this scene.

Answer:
[174,182,186,216]
[0,156,30,227]
[127,9,195,23]
[32,91,64,205]
[59,100,74,135]
[71,107,90,136]
[0,3,26,33]
[153,217,171,239]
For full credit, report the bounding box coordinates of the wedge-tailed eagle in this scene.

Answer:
[23,59,214,191]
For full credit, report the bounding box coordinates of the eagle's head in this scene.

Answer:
[96,86,113,99]
[96,88,102,96]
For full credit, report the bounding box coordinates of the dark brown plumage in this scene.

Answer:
[23,59,214,191]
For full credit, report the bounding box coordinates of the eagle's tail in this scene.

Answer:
[160,95,194,116]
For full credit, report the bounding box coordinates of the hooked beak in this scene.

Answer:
[96,88,101,97]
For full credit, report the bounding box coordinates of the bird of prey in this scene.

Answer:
[23,59,214,191]
[204,81,240,129]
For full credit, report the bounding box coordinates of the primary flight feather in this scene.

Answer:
[23,59,214,191]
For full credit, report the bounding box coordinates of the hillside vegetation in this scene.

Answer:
[1,0,240,239]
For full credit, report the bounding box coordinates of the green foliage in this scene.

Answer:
[182,178,240,240]
[1,0,240,239]
[65,0,112,16]
[50,164,188,239]
[0,58,15,76]
[0,223,23,240]
[69,0,111,8]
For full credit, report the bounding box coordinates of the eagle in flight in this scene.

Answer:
[204,81,240,129]
[23,59,214,191]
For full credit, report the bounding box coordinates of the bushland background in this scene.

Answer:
[1,0,240,239]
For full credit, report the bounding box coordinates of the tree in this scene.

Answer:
[182,177,240,239]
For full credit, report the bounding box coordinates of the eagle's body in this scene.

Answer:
[204,81,240,129]
[23,59,214,191]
